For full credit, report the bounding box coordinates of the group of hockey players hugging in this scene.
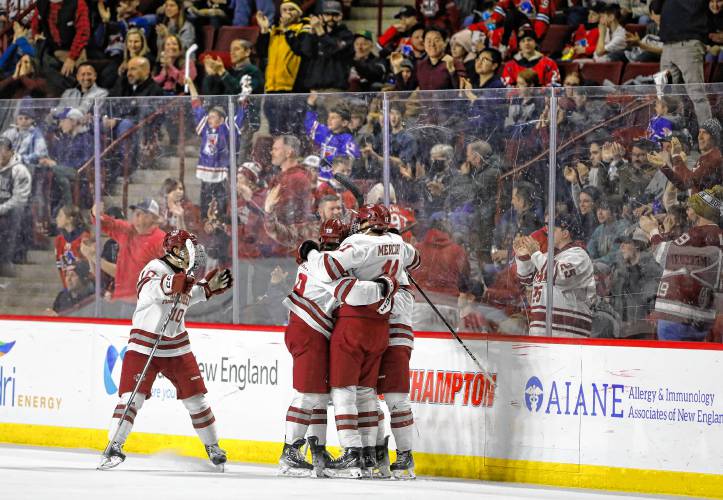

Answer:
[99,203,420,480]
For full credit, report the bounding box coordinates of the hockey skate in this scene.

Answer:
[361,446,377,479]
[205,443,227,471]
[278,438,313,477]
[97,442,126,470]
[306,436,333,478]
[324,447,362,479]
[390,449,415,480]
[374,436,391,479]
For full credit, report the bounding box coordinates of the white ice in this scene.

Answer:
[0,444,680,500]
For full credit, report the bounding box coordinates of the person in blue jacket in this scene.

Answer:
[304,91,360,162]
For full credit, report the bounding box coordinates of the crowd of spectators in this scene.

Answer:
[0,0,720,342]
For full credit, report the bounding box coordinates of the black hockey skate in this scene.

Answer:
[374,436,391,479]
[390,449,415,480]
[278,438,313,477]
[361,446,378,479]
[306,436,333,478]
[205,443,227,471]
[97,442,126,470]
[324,447,362,479]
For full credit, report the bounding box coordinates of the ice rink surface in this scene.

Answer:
[0,445,685,500]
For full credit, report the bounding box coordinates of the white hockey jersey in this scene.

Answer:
[389,287,415,348]
[306,230,419,319]
[307,231,418,284]
[515,243,596,337]
[283,260,386,338]
[129,259,208,357]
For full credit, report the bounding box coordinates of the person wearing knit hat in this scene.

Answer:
[699,118,722,147]
[640,185,723,341]
[687,185,723,225]
[655,117,722,195]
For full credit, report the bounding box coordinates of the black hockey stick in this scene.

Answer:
[99,241,206,468]
[408,274,496,388]
[333,172,364,207]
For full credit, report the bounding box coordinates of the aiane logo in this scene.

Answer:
[0,340,16,358]
[525,376,544,413]
[103,345,127,395]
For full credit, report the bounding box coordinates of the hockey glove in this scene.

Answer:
[375,274,398,315]
[296,240,320,264]
[162,272,195,295]
[199,268,233,298]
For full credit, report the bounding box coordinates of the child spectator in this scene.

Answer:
[48,261,94,315]
[40,107,94,209]
[187,77,245,218]
[647,97,676,144]
[304,92,360,162]
[158,177,202,234]
[54,204,90,289]
[562,3,603,61]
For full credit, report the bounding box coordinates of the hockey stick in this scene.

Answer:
[100,240,205,466]
[408,275,496,388]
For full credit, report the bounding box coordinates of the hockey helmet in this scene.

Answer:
[319,218,349,246]
[355,203,391,232]
[163,229,198,254]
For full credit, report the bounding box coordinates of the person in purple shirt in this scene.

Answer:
[304,91,361,162]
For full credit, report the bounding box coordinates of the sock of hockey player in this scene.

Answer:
[306,393,329,446]
[374,399,391,478]
[109,392,146,445]
[357,386,379,477]
[99,392,146,470]
[385,392,415,479]
[327,386,362,478]
[182,394,226,467]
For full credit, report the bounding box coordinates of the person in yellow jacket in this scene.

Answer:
[256,1,308,135]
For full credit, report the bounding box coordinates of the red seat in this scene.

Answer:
[202,25,216,52]
[580,61,624,85]
[705,61,716,82]
[214,26,260,52]
[624,23,647,38]
[611,126,647,149]
[557,61,582,80]
[539,24,574,56]
[621,62,660,83]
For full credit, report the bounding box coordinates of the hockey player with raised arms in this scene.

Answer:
[279,218,396,477]
[99,229,233,470]
[299,204,418,478]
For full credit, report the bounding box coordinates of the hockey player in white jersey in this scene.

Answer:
[300,204,417,478]
[279,218,396,477]
[514,213,596,337]
[375,226,420,479]
[99,229,232,470]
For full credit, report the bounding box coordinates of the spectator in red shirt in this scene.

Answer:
[502,25,559,86]
[90,198,165,308]
[562,3,603,60]
[266,135,313,225]
[31,0,91,92]
[652,118,722,194]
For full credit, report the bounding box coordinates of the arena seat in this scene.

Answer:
[539,24,574,56]
[624,23,647,38]
[202,25,216,52]
[621,62,660,83]
[580,61,624,85]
